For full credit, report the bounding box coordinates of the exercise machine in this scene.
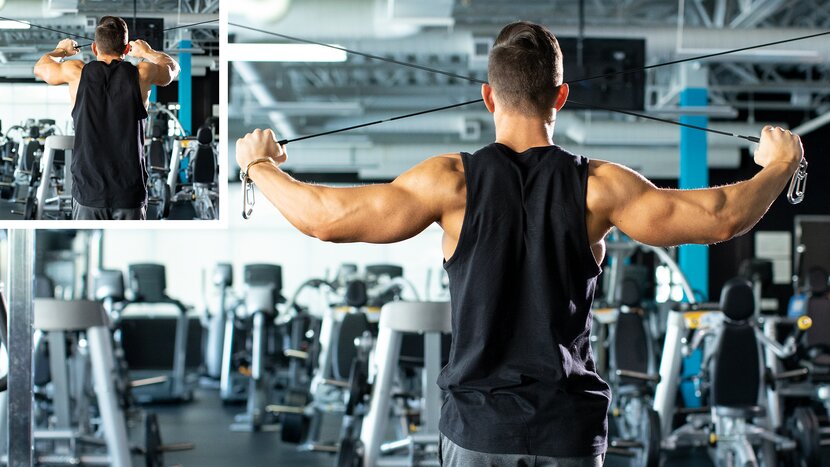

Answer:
[29,135,74,220]
[230,264,285,431]
[122,263,197,403]
[341,301,451,467]
[167,125,220,220]
[595,278,661,467]
[658,279,803,466]
[277,279,373,449]
[203,263,234,383]
[145,122,172,220]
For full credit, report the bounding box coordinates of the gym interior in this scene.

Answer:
[0,1,220,221]
[2,0,830,466]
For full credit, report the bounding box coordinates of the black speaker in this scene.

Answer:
[129,18,165,52]
[559,37,646,111]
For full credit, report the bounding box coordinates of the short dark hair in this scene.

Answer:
[95,16,129,56]
[487,21,563,119]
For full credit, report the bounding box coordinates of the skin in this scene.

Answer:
[235,82,804,266]
[33,37,180,108]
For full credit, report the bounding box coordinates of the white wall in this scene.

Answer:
[0,83,75,134]
[101,183,448,307]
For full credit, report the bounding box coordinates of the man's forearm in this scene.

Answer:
[248,162,332,237]
[723,161,797,236]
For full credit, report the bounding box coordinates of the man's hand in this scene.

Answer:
[236,128,287,171]
[754,126,803,171]
[128,40,154,59]
[55,39,79,58]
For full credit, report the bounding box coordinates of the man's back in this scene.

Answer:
[71,59,148,209]
[438,143,610,458]
[33,21,180,219]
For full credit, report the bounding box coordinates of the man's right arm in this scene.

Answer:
[129,40,180,86]
[34,39,83,85]
[588,126,803,247]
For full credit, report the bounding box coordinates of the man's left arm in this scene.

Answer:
[130,40,180,87]
[34,39,83,85]
[237,129,444,243]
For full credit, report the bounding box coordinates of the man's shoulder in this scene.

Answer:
[399,154,465,199]
[422,154,464,180]
[64,59,85,75]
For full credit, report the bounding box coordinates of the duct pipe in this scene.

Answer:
[233,61,296,139]
[230,21,830,63]
[229,0,424,40]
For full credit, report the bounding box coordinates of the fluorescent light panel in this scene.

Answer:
[227,43,346,62]
[0,20,31,30]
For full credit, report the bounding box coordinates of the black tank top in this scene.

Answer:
[71,60,148,208]
[438,143,610,458]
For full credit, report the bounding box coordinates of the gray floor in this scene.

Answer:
[146,389,723,467]
[148,389,332,467]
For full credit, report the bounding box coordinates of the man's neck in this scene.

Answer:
[493,111,556,153]
[97,55,123,64]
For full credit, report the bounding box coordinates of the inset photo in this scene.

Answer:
[0,6,219,221]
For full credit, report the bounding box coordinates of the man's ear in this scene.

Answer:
[554,83,569,111]
[91,42,98,56]
[123,43,130,56]
[482,83,496,114]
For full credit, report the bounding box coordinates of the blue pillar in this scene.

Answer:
[178,39,192,135]
[149,85,157,103]
[678,66,709,301]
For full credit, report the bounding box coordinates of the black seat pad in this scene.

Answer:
[714,405,766,419]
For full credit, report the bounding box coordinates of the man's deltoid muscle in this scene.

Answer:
[34,16,180,221]
[234,21,803,467]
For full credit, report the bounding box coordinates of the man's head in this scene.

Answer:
[92,16,129,58]
[484,21,568,121]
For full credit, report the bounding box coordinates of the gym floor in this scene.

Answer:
[0,199,199,221]
[148,389,745,467]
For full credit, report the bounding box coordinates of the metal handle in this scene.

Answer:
[241,172,255,219]
[787,157,808,204]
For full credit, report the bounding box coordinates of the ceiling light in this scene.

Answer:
[0,20,31,30]
[226,43,346,62]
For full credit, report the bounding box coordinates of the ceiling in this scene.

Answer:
[0,0,218,77]
[234,0,826,180]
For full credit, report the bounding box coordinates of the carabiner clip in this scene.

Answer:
[787,157,808,205]
[241,172,255,219]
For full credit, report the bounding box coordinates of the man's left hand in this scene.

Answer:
[128,40,153,59]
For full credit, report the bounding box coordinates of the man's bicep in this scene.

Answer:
[606,165,732,247]
[320,182,435,243]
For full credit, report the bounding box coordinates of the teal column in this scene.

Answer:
[678,69,709,301]
[149,85,157,103]
[178,39,192,135]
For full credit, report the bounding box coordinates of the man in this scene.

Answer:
[235,21,803,466]
[34,16,180,220]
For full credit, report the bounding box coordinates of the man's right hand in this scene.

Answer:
[55,39,79,57]
[236,128,287,171]
[753,126,803,171]
[128,40,154,59]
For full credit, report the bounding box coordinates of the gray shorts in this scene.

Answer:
[72,200,146,221]
[439,434,603,467]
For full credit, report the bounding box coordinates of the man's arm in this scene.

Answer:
[236,129,456,243]
[129,40,180,86]
[588,126,803,247]
[34,39,83,85]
